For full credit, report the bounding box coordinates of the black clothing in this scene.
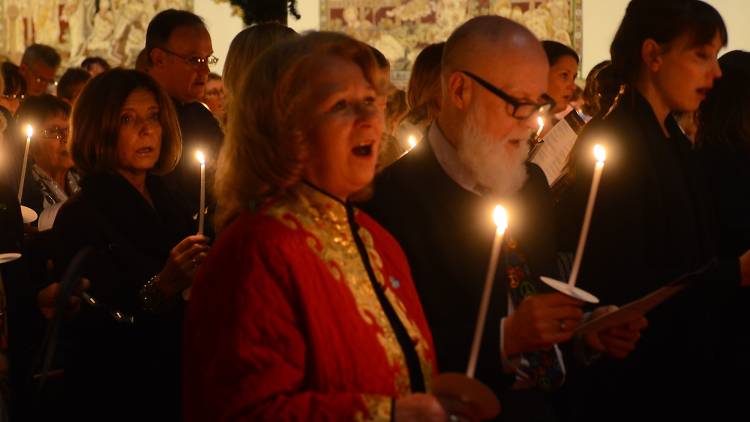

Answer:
[52,173,192,421]
[554,91,739,420]
[365,140,561,422]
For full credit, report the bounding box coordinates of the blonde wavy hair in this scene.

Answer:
[214,31,386,232]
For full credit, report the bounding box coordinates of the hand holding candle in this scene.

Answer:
[18,124,33,202]
[467,205,508,378]
[196,150,206,235]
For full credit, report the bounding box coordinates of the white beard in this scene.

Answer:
[456,104,530,197]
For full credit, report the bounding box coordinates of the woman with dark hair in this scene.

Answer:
[555,0,746,419]
[541,40,579,117]
[50,68,209,420]
[183,32,456,421]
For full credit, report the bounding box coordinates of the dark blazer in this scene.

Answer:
[364,139,561,422]
[554,91,739,420]
[51,172,193,421]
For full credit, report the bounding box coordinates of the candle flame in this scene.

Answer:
[492,205,508,235]
[195,150,205,165]
[593,144,606,163]
[25,124,33,138]
[407,135,417,149]
[537,116,544,130]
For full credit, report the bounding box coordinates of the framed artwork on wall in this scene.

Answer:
[0,0,194,68]
[320,0,583,87]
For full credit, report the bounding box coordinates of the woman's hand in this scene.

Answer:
[157,234,210,298]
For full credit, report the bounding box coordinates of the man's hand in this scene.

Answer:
[504,292,584,357]
[584,305,648,359]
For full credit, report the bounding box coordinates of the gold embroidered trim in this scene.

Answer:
[354,395,392,422]
[265,185,432,393]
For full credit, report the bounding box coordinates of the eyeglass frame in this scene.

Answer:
[38,126,69,141]
[27,65,56,86]
[156,46,219,68]
[461,70,555,120]
[1,93,24,101]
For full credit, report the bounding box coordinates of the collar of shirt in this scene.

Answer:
[427,122,486,196]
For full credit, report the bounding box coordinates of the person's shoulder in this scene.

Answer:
[373,142,433,199]
[214,207,305,252]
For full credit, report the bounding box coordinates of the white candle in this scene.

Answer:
[407,134,417,149]
[196,150,206,235]
[568,144,607,287]
[467,205,508,378]
[17,124,33,202]
[535,116,545,139]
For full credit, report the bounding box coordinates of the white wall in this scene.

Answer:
[192,0,319,74]
[582,0,750,77]
[194,0,750,78]
[287,0,320,34]
[192,0,244,74]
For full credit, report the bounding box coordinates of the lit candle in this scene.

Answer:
[17,124,33,202]
[467,205,508,378]
[535,116,545,138]
[568,144,606,287]
[196,150,206,235]
[407,134,417,149]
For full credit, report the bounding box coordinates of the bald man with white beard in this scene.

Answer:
[365,16,645,421]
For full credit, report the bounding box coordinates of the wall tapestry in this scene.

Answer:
[0,0,193,68]
[321,0,582,87]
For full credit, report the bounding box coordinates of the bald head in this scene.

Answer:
[436,16,550,197]
[442,16,546,85]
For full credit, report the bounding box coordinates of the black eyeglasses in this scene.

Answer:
[158,47,219,67]
[40,126,69,141]
[461,70,555,120]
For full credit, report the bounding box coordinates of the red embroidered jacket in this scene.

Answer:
[183,185,436,421]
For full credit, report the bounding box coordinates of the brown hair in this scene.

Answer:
[610,0,727,86]
[215,31,386,232]
[70,68,181,176]
[404,42,444,125]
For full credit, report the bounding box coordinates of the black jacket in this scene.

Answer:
[365,139,561,422]
[51,172,193,421]
[554,90,739,420]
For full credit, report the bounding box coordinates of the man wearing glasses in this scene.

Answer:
[19,44,61,97]
[366,16,646,421]
[145,9,223,237]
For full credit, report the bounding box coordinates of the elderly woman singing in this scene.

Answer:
[183,32,462,421]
